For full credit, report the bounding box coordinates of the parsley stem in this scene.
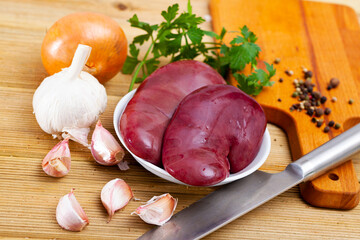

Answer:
[128,41,154,91]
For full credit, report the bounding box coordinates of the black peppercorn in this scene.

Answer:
[277,98,282,102]
[328,120,335,127]
[306,109,314,116]
[329,78,340,88]
[304,70,313,79]
[324,108,331,115]
[279,78,283,83]
[320,96,327,104]
[316,121,323,128]
[326,85,332,91]
[312,91,321,100]
[315,108,324,117]
[307,86,313,93]
[311,117,317,123]
[324,126,330,133]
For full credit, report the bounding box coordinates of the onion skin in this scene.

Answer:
[41,12,127,83]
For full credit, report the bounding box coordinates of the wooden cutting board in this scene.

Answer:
[210,0,360,209]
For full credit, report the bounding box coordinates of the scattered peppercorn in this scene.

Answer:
[324,108,331,115]
[277,98,282,102]
[285,70,294,76]
[331,97,337,102]
[329,78,340,88]
[292,92,299,98]
[349,99,354,105]
[274,58,281,64]
[326,85,332,90]
[328,120,335,127]
[315,108,324,117]
[306,109,314,116]
[304,70,313,79]
[324,126,330,133]
[279,78,283,83]
[311,117,317,123]
[312,91,321,100]
[334,123,341,129]
[320,96,327,104]
[316,121,323,128]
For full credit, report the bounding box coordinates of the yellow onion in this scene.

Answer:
[41,12,127,83]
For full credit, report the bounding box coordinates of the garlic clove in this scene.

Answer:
[91,120,126,166]
[42,138,71,177]
[101,178,133,222]
[62,127,90,148]
[132,193,177,226]
[56,189,89,232]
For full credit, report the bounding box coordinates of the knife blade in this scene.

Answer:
[139,124,360,240]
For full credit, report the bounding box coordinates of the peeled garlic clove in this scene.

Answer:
[42,138,71,177]
[132,193,177,226]
[101,178,133,222]
[91,120,126,166]
[56,189,89,232]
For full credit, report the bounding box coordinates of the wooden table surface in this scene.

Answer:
[1,0,360,239]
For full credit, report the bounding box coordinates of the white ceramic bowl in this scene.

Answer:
[114,90,271,186]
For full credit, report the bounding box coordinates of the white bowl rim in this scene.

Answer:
[113,89,271,187]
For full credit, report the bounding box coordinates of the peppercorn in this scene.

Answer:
[311,117,317,123]
[289,107,294,112]
[277,98,282,102]
[316,121,323,128]
[328,120,335,127]
[292,92,299,98]
[304,70,313,78]
[279,78,283,83]
[306,109,314,116]
[299,94,306,101]
[326,85,332,91]
[329,78,340,88]
[274,58,281,64]
[285,70,294,76]
[307,86,313,93]
[304,102,311,109]
[315,108,324,117]
[324,108,331,115]
[316,101,321,106]
[324,126,330,133]
[331,97,337,102]
[320,96,327,104]
[334,123,341,129]
[349,99,354,105]
[312,91,321,100]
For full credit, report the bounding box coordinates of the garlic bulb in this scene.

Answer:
[33,44,107,147]
[56,189,89,232]
[101,178,133,222]
[132,193,177,226]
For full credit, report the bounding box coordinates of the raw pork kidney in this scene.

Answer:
[162,84,266,186]
[120,60,225,166]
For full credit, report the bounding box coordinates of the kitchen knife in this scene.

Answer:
[139,123,360,240]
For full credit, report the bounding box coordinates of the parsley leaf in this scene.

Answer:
[122,0,276,95]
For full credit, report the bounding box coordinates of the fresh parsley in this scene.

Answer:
[122,1,275,96]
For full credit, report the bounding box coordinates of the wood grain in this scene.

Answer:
[0,0,360,239]
[210,0,360,209]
